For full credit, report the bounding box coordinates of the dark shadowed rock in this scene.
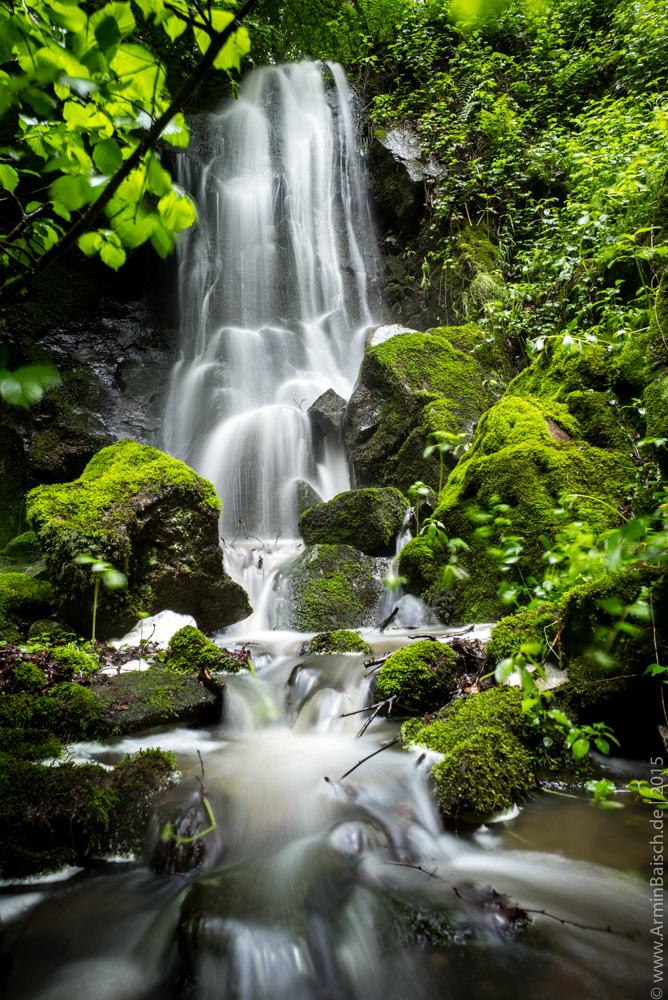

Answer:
[307,389,347,437]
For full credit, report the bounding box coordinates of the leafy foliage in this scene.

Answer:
[0,0,252,294]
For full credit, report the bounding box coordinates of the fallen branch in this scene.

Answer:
[377,606,399,631]
[339,737,401,780]
[408,624,475,642]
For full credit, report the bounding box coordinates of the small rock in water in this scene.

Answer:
[307,388,347,437]
[110,610,196,649]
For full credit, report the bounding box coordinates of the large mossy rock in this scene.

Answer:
[0,572,53,642]
[275,544,386,631]
[299,629,372,655]
[344,324,507,494]
[0,748,177,878]
[402,687,533,815]
[26,440,251,638]
[398,365,635,623]
[375,639,459,713]
[298,487,408,555]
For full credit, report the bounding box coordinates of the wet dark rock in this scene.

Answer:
[0,748,177,878]
[307,388,347,437]
[149,782,225,876]
[27,440,252,638]
[298,487,408,555]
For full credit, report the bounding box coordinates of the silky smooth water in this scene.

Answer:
[1,634,651,1000]
[164,61,374,537]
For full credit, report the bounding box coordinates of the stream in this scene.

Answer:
[0,61,653,998]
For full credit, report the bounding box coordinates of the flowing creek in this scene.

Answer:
[0,62,652,998]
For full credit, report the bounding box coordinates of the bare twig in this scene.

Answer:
[385,861,438,877]
[339,737,401,780]
[452,886,637,939]
[356,696,395,738]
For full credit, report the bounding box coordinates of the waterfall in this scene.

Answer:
[165,62,375,539]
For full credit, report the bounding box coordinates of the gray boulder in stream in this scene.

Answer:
[307,388,347,437]
[298,488,408,555]
[275,544,388,631]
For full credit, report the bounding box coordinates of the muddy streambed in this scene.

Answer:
[0,626,653,1000]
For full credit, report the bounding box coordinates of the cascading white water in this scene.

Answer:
[165,62,375,539]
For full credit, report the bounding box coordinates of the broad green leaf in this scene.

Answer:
[147,154,172,196]
[157,189,196,231]
[92,2,136,38]
[102,568,127,589]
[100,240,126,269]
[95,15,122,52]
[0,364,60,408]
[50,173,92,211]
[213,26,251,71]
[160,112,189,148]
[194,9,234,52]
[162,12,187,40]
[571,738,590,760]
[149,220,175,257]
[78,232,104,255]
[93,137,122,174]
[0,164,19,193]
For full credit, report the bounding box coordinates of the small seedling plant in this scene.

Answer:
[74,554,127,643]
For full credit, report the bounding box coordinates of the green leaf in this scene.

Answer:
[0,364,60,408]
[571,738,590,760]
[93,138,122,174]
[162,12,187,40]
[147,154,172,196]
[0,164,19,194]
[95,15,122,51]
[102,568,127,589]
[50,174,91,211]
[100,240,126,269]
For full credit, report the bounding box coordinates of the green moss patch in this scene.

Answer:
[2,531,41,561]
[300,630,372,655]
[376,640,459,713]
[25,439,251,638]
[276,544,385,632]
[299,487,409,555]
[169,625,250,673]
[402,687,533,814]
[345,325,507,494]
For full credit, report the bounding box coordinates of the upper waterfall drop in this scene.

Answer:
[165,61,377,538]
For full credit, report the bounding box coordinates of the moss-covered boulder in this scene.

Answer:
[0,748,177,878]
[298,487,408,555]
[169,625,250,673]
[344,325,508,494]
[402,687,533,815]
[299,630,372,655]
[376,640,460,713]
[26,440,251,639]
[0,571,53,642]
[399,387,634,623]
[275,544,386,631]
[2,530,41,562]
[87,665,222,736]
